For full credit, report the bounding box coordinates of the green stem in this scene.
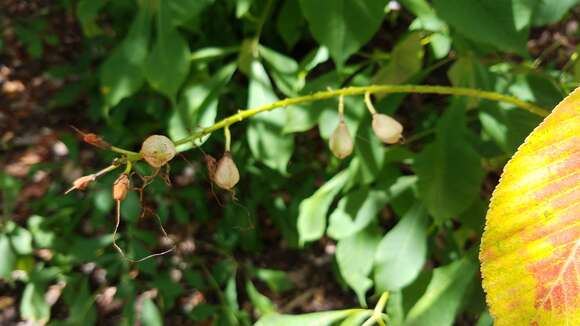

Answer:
[362,292,390,326]
[224,125,231,152]
[173,84,548,147]
[110,146,141,160]
[374,292,389,326]
[338,95,345,117]
[364,92,378,115]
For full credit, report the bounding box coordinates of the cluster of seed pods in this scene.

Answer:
[139,134,240,191]
[64,93,400,260]
[67,93,401,196]
[329,93,403,159]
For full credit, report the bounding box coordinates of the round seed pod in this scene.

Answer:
[113,174,130,201]
[372,113,403,144]
[140,135,176,168]
[329,121,353,159]
[213,151,240,190]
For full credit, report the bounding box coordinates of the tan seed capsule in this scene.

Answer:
[113,174,130,201]
[329,121,353,159]
[140,135,176,168]
[372,113,403,144]
[213,151,240,190]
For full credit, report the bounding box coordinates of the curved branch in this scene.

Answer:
[174,84,548,146]
[111,84,549,159]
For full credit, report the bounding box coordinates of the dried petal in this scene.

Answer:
[140,135,176,168]
[213,151,240,190]
[71,126,111,149]
[113,174,130,201]
[329,121,353,159]
[65,174,95,194]
[372,113,403,144]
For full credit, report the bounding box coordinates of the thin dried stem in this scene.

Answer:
[111,200,175,263]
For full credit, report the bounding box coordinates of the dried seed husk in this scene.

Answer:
[213,151,240,190]
[140,135,176,168]
[329,121,353,159]
[113,174,130,201]
[372,113,403,144]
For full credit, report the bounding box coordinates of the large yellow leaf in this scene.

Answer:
[480,87,580,325]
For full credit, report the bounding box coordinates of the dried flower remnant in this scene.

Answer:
[65,174,96,194]
[329,121,354,159]
[213,151,240,190]
[71,126,111,150]
[372,113,403,144]
[140,135,177,168]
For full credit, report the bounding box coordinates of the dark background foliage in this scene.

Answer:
[0,0,579,325]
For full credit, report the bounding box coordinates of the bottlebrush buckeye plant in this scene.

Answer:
[64,84,549,262]
[480,87,580,326]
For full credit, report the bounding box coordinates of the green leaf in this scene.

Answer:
[259,46,304,96]
[0,234,16,279]
[225,274,239,311]
[1,172,21,219]
[336,227,382,306]
[374,204,428,292]
[373,32,424,85]
[141,298,163,326]
[256,310,353,326]
[20,282,50,323]
[300,46,330,72]
[386,291,405,326]
[236,0,254,18]
[327,189,388,239]
[63,278,97,325]
[277,0,305,48]
[254,269,294,294]
[478,108,541,155]
[168,63,236,151]
[299,0,389,66]
[14,21,46,58]
[297,170,349,245]
[246,280,276,317]
[9,225,33,255]
[27,215,55,248]
[532,0,579,26]
[77,0,109,37]
[190,46,240,63]
[327,176,417,239]
[100,4,152,109]
[168,0,214,27]
[246,61,294,173]
[144,0,191,102]
[413,104,484,223]
[405,256,477,326]
[400,0,446,31]
[507,71,563,111]
[476,311,493,326]
[432,0,531,55]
